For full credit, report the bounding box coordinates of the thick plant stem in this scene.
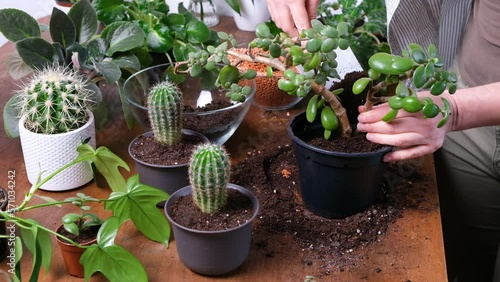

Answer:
[310,81,352,137]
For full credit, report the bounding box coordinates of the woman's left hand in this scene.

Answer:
[356,103,451,162]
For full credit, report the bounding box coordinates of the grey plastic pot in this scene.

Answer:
[164,184,260,276]
[129,130,209,200]
[288,112,392,219]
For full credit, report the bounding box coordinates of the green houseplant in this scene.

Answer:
[0,143,170,281]
[0,0,217,130]
[165,143,259,275]
[13,65,98,191]
[128,79,210,198]
[164,19,456,218]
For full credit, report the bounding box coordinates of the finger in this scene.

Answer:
[289,2,312,35]
[365,131,430,148]
[270,6,300,36]
[305,0,320,19]
[383,145,435,162]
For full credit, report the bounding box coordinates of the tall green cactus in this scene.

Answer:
[17,65,94,134]
[189,143,230,213]
[147,81,182,145]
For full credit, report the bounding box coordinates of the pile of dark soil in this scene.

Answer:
[230,140,430,277]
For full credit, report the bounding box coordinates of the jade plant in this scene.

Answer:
[0,143,170,281]
[189,143,230,213]
[170,18,456,140]
[318,0,389,70]
[13,65,95,135]
[147,81,183,145]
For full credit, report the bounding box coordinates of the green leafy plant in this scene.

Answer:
[317,0,389,70]
[189,143,230,213]
[169,18,456,140]
[0,0,218,131]
[0,143,170,281]
[91,0,217,63]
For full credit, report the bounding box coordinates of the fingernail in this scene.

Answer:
[357,113,366,123]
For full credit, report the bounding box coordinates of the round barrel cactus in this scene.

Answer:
[17,65,95,134]
[189,143,230,213]
[147,81,182,145]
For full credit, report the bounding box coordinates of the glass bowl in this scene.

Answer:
[122,63,256,145]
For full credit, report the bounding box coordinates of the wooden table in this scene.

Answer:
[0,16,447,281]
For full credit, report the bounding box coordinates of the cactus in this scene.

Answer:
[16,65,94,134]
[189,143,230,213]
[147,81,183,145]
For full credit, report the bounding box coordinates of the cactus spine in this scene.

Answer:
[17,65,94,134]
[189,143,230,213]
[147,81,182,145]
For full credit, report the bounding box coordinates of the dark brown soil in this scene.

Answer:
[129,133,205,165]
[57,224,100,245]
[230,141,430,277]
[307,131,386,153]
[182,100,237,136]
[168,189,254,231]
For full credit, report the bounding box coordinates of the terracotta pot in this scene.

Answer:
[288,112,392,218]
[55,225,97,278]
[164,184,260,276]
[18,111,96,191]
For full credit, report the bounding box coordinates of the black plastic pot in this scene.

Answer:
[164,184,260,276]
[288,112,392,219]
[129,130,209,198]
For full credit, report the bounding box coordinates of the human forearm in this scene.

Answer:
[449,81,500,131]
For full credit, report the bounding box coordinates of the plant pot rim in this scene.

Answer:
[18,110,94,138]
[54,224,98,247]
[128,129,209,168]
[288,112,393,157]
[164,184,260,234]
[122,63,256,115]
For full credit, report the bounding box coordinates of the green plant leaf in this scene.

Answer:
[93,0,127,25]
[104,22,145,56]
[19,220,52,280]
[0,9,40,42]
[16,38,57,69]
[225,0,241,14]
[4,52,33,80]
[186,20,210,44]
[62,213,80,224]
[76,144,129,192]
[111,54,141,71]
[68,0,98,43]
[81,244,148,282]
[94,61,121,84]
[50,8,77,49]
[106,175,170,245]
[97,216,120,247]
[3,94,21,138]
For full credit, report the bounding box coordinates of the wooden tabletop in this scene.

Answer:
[0,16,447,281]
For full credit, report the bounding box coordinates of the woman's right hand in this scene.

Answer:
[266,0,320,37]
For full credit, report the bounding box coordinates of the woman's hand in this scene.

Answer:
[266,0,320,37]
[356,102,451,162]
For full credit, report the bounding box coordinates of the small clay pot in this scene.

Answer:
[55,225,97,278]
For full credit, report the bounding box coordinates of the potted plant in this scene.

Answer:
[0,0,217,129]
[164,143,260,275]
[12,65,97,191]
[169,19,456,219]
[128,79,210,197]
[317,0,390,71]
[0,143,170,281]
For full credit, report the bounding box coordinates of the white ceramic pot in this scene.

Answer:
[232,0,270,31]
[18,111,96,191]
